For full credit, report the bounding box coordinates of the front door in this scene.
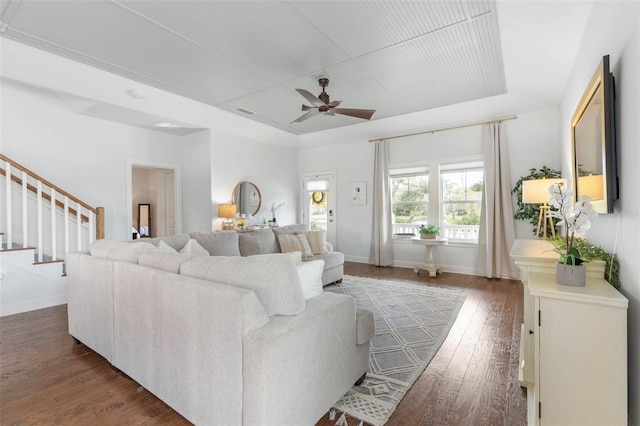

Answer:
[302,172,336,248]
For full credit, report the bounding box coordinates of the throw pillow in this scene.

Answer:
[296,259,325,299]
[305,230,330,255]
[278,235,314,259]
[157,240,178,253]
[238,229,277,256]
[287,251,303,265]
[189,231,241,256]
[179,239,209,256]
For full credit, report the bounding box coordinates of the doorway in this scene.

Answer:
[131,165,177,239]
[302,172,336,247]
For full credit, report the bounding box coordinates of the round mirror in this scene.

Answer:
[232,181,261,217]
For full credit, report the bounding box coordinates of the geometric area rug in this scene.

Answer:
[325,275,467,426]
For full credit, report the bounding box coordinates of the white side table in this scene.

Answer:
[411,237,448,277]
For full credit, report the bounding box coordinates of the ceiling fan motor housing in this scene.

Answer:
[318,78,330,105]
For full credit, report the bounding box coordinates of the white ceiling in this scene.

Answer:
[0,0,593,136]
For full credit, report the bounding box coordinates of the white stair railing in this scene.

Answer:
[0,154,105,261]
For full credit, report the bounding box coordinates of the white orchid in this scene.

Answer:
[270,202,285,222]
[546,182,597,265]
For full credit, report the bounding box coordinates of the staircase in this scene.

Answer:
[0,154,104,317]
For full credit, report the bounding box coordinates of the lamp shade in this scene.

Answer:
[522,178,566,204]
[578,174,604,201]
[218,204,237,219]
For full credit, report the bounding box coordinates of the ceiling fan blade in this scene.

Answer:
[327,100,342,108]
[295,89,325,108]
[332,108,376,120]
[290,108,322,124]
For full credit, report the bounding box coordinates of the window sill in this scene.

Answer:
[393,235,478,246]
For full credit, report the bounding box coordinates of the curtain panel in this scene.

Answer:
[476,123,518,279]
[372,140,394,266]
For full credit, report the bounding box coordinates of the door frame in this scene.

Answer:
[127,160,181,240]
[302,171,336,247]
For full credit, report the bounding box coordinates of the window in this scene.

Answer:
[390,167,428,235]
[389,161,483,242]
[440,162,483,241]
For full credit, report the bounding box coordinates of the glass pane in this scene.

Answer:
[309,191,327,231]
[391,175,428,224]
[442,201,482,225]
[391,175,428,202]
[442,170,483,201]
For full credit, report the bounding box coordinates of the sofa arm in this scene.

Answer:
[326,241,334,252]
[67,252,116,363]
[243,292,359,426]
[112,262,269,425]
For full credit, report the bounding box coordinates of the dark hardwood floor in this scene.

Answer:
[0,262,526,425]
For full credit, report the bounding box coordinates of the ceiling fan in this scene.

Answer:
[291,78,376,124]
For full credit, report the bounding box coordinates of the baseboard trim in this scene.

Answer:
[1,294,67,317]
[343,256,480,277]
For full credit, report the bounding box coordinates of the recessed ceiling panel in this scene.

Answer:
[120,1,350,84]
[3,1,269,104]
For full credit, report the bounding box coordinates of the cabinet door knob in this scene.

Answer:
[529,330,534,335]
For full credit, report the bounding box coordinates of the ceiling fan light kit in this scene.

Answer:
[291,78,376,124]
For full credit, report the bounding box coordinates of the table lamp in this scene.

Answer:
[522,178,566,238]
[218,204,236,230]
[578,174,604,201]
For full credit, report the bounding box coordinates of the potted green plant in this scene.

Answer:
[417,224,440,240]
[547,182,597,286]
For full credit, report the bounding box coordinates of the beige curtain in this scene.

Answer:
[476,123,518,279]
[372,140,393,266]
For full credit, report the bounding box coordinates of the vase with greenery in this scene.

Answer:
[546,182,596,286]
[417,224,440,239]
[512,166,561,235]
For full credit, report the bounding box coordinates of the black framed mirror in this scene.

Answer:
[232,181,261,217]
[138,203,150,237]
[571,55,618,214]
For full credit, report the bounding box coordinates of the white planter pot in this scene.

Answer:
[556,262,586,287]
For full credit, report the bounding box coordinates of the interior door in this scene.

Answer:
[303,173,336,248]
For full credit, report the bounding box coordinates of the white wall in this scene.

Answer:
[558,2,639,423]
[298,108,561,273]
[210,130,298,230]
[0,79,212,240]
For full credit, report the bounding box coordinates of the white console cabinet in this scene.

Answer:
[510,239,628,425]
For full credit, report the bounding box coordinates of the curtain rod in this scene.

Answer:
[368,115,518,143]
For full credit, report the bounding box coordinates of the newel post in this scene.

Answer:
[96,207,105,240]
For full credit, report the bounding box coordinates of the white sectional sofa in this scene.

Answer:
[141,225,344,285]
[66,237,372,426]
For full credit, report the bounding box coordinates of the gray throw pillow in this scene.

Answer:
[189,231,241,256]
[238,229,278,256]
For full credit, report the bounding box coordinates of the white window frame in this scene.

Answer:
[440,161,484,243]
[390,166,429,237]
[390,157,483,244]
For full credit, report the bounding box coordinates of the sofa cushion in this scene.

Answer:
[143,234,191,251]
[138,251,195,274]
[179,239,209,256]
[189,231,241,256]
[278,235,314,259]
[272,224,308,252]
[297,259,324,300]
[238,229,278,256]
[308,251,344,270]
[90,240,158,263]
[305,230,330,255]
[180,254,305,316]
